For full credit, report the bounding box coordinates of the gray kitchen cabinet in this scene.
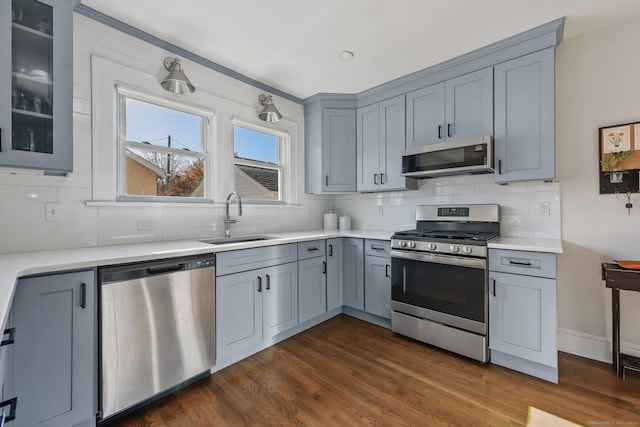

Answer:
[216,260,298,361]
[298,241,327,323]
[326,238,344,311]
[405,68,493,149]
[0,0,73,174]
[9,270,96,427]
[357,95,416,192]
[489,249,557,383]
[0,309,15,423]
[364,240,392,319]
[343,238,364,310]
[305,106,357,193]
[494,48,555,182]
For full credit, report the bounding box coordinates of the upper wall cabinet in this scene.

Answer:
[494,48,555,183]
[405,68,493,149]
[0,0,73,174]
[357,95,416,192]
[305,104,357,193]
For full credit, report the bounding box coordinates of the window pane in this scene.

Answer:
[126,148,204,198]
[126,98,202,152]
[233,125,281,201]
[233,126,277,164]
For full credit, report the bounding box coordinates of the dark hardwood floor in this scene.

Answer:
[110,315,639,426]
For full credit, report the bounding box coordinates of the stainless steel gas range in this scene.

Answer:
[390,204,499,362]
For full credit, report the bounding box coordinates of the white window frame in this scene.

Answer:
[115,85,213,202]
[232,119,290,205]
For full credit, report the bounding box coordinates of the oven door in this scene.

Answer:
[390,250,487,334]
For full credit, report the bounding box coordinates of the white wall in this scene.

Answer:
[0,14,331,254]
[556,14,640,361]
[334,174,561,239]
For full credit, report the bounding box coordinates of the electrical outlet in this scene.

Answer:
[45,203,62,221]
[538,202,550,216]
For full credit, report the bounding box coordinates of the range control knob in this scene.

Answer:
[462,246,472,254]
[449,244,460,253]
[409,241,417,249]
[428,243,437,251]
[399,240,407,248]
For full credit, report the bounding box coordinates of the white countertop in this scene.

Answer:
[0,229,393,329]
[488,237,563,254]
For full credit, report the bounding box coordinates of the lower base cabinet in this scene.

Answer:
[326,238,344,311]
[488,249,558,383]
[298,256,327,324]
[9,270,96,427]
[343,238,364,310]
[364,240,392,319]
[216,262,298,360]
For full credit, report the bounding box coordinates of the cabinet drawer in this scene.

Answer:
[364,239,391,257]
[298,240,326,260]
[489,249,556,279]
[217,244,297,276]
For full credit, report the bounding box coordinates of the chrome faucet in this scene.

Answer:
[224,192,242,237]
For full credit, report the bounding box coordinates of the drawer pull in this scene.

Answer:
[371,245,386,251]
[0,397,17,422]
[509,260,532,266]
[307,247,319,252]
[1,328,15,346]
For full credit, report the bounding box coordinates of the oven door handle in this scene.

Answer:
[390,250,486,269]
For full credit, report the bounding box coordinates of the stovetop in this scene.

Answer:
[392,229,499,242]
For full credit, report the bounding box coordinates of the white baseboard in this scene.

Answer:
[557,328,640,363]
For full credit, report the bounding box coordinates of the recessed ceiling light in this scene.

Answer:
[339,50,354,61]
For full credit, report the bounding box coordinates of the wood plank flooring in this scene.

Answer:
[110,315,640,426]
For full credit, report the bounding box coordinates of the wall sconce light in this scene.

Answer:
[161,57,195,94]
[258,94,282,122]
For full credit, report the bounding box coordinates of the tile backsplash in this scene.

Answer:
[333,174,561,238]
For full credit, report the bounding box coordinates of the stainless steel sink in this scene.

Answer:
[199,235,273,245]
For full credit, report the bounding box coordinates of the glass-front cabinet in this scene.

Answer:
[0,0,72,174]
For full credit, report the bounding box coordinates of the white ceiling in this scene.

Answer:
[81,0,640,100]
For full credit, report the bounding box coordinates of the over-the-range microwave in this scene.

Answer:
[401,135,494,178]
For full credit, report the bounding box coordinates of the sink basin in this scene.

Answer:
[199,235,274,245]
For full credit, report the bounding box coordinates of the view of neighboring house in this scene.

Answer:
[234,157,280,201]
[125,149,166,196]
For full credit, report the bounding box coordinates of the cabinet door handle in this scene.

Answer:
[492,279,496,297]
[80,283,87,309]
[498,159,502,174]
[0,397,17,422]
[328,244,333,257]
[1,328,15,346]
[325,175,329,187]
[438,125,443,139]
[374,173,378,185]
[265,274,270,290]
[322,261,326,274]
[380,173,385,185]
[0,127,2,152]
[509,260,532,266]
[447,123,452,137]
[385,265,391,278]
[257,276,262,292]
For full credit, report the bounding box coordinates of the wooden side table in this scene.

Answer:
[602,263,640,378]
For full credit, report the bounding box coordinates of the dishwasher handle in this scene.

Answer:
[145,263,185,276]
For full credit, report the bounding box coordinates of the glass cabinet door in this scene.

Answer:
[12,0,54,154]
[1,0,72,173]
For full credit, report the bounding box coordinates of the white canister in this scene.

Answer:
[339,216,351,230]
[323,212,338,230]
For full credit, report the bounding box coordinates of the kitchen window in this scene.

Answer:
[116,89,211,201]
[233,123,287,203]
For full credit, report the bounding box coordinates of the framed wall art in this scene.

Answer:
[599,121,640,194]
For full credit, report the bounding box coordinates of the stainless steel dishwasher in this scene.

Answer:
[98,254,216,421]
